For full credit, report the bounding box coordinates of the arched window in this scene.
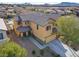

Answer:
[52,27,57,33]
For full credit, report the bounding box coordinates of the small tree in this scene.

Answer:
[56,15,79,45]
[0,41,27,57]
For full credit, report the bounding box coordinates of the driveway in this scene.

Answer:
[7,31,54,57]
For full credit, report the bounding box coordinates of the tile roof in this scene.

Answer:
[16,26,31,32]
[15,12,60,26]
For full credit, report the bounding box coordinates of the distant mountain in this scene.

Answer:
[16,2,79,7]
[53,2,79,7]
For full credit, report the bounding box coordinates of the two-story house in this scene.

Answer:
[0,18,7,42]
[13,12,60,43]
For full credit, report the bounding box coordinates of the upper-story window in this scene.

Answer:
[18,21,21,25]
[0,33,3,40]
[18,16,22,25]
[46,26,51,31]
[52,27,57,33]
[37,25,39,30]
[25,21,29,24]
[25,22,27,24]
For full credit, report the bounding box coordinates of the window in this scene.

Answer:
[25,21,29,24]
[25,22,26,24]
[53,23,57,26]
[46,26,51,31]
[52,27,57,33]
[37,25,39,30]
[0,33,3,39]
[18,21,21,25]
[18,16,22,25]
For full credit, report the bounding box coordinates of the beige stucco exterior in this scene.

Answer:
[13,19,57,43]
[30,21,57,43]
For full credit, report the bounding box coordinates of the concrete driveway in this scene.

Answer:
[8,31,54,57]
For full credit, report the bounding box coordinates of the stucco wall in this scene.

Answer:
[13,19,57,43]
[13,20,30,36]
[30,21,56,43]
[13,20,20,36]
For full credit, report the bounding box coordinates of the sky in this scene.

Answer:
[0,0,79,4]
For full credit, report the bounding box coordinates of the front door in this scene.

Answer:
[23,32,26,37]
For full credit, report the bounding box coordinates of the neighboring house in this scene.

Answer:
[13,12,60,43]
[0,7,6,18]
[56,9,66,15]
[64,10,72,15]
[44,9,57,14]
[0,18,7,41]
[7,20,14,30]
[74,10,79,17]
[6,7,16,16]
